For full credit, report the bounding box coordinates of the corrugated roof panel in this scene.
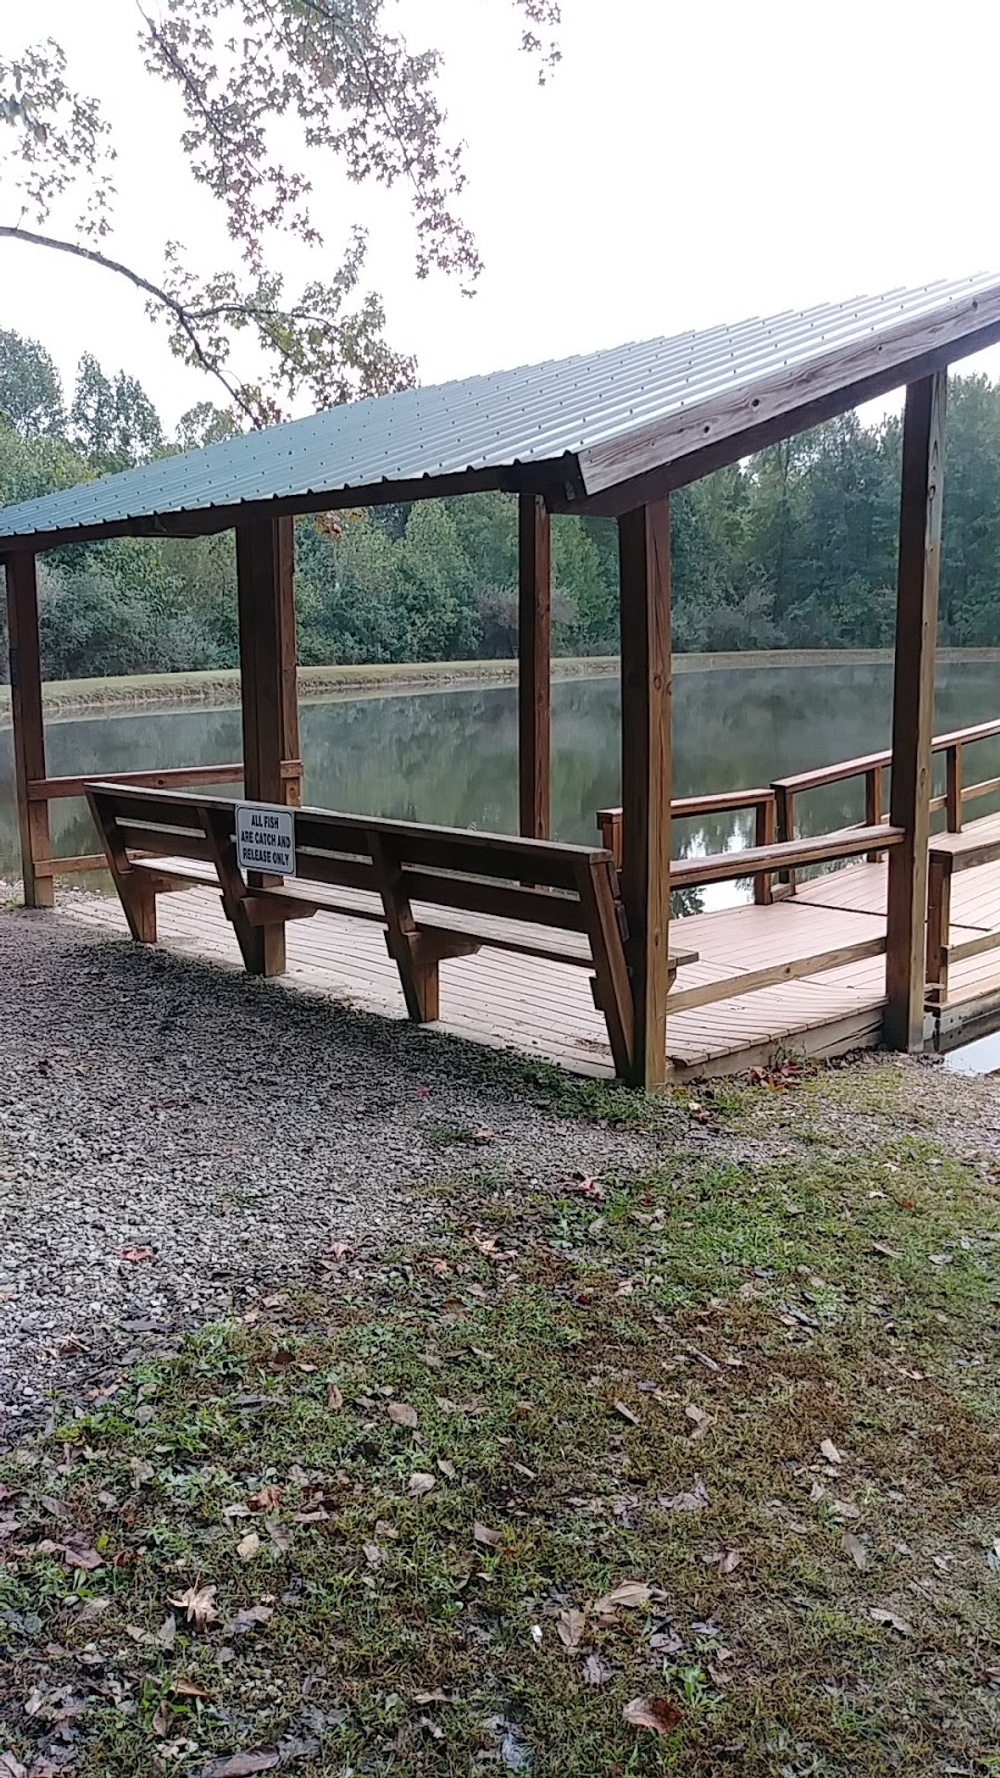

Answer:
[1,274,999,544]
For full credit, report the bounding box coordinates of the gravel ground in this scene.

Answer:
[0,904,689,1442]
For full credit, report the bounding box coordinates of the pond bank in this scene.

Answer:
[5,646,1000,721]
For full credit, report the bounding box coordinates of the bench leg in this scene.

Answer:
[383,930,481,1023]
[87,791,158,946]
[385,930,440,1022]
[234,918,286,978]
[200,808,286,978]
[121,876,158,945]
[576,859,635,1082]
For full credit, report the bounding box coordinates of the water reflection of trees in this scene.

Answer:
[3,666,1000,899]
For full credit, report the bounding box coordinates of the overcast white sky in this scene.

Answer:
[5,0,1000,428]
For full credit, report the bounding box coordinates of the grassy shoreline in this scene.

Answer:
[4,647,1000,722]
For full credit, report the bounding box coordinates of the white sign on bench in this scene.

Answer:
[236,802,297,877]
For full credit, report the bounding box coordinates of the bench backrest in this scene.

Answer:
[86,782,622,936]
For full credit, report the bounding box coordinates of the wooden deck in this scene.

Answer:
[56,828,1000,1078]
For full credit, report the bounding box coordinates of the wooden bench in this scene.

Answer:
[926,815,1000,1005]
[86,782,698,1081]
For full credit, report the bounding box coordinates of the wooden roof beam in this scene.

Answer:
[547,314,1000,518]
[0,458,584,557]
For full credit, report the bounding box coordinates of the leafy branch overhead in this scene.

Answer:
[0,1,560,426]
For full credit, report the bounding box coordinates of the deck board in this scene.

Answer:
[56,820,1000,1079]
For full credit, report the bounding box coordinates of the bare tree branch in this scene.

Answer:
[0,222,257,421]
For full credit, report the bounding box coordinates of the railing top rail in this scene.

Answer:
[598,787,773,824]
[773,715,1000,798]
[773,750,890,796]
[671,822,904,889]
[929,716,1000,750]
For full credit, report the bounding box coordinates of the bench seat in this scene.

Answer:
[131,855,698,972]
[86,781,700,1082]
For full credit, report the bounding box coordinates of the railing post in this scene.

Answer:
[885,372,946,1052]
[597,808,623,868]
[945,743,962,832]
[864,765,884,862]
[754,798,775,904]
[4,552,53,908]
[774,784,796,892]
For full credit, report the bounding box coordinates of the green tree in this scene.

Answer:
[938,376,1000,643]
[69,353,163,470]
[0,328,64,435]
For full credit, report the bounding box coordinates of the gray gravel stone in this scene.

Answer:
[0,903,685,1440]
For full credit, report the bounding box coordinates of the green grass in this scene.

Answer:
[3,1073,1000,1775]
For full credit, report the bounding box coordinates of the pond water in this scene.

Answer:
[2,660,1000,895]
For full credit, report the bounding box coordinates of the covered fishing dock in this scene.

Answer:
[5,274,1000,1085]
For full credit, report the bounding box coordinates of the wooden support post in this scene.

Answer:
[618,498,672,1089]
[4,553,53,907]
[518,494,551,839]
[235,516,300,976]
[885,373,946,1051]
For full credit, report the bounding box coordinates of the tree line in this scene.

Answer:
[3,328,1000,683]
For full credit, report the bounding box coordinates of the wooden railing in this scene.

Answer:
[666,824,904,1012]
[772,716,1000,888]
[926,824,1000,1008]
[591,814,903,1014]
[598,788,777,905]
[29,760,303,878]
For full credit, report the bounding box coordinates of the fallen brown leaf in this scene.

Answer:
[556,1607,586,1650]
[660,1479,709,1512]
[592,1580,662,1613]
[613,1400,639,1425]
[703,1547,741,1576]
[236,1531,260,1562]
[870,1606,911,1635]
[223,1604,272,1634]
[684,1405,713,1439]
[265,1516,291,1556]
[408,1472,435,1496]
[582,1652,614,1685]
[171,1677,213,1699]
[819,1438,843,1465]
[170,1582,220,1629]
[152,1701,173,1737]
[388,1401,418,1430]
[623,1696,683,1736]
[246,1485,283,1512]
[62,1545,103,1571]
[201,1754,280,1778]
[842,1531,868,1569]
[473,1522,502,1548]
[326,1382,344,1411]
